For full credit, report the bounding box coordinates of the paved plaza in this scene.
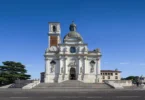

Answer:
[0,89,145,100]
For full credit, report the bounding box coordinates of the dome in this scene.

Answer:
[63,21,83,42]
[63,31,83,42]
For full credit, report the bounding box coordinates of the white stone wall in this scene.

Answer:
[44,36,102,83]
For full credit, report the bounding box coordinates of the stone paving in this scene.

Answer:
[0,89,145,100]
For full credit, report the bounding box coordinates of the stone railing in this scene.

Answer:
[22,80,40,89]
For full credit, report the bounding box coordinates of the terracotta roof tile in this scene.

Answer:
[101,70,121,73]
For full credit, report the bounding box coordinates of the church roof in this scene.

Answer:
[63,21,83,42]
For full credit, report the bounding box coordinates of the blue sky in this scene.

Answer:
[0,0,145,79]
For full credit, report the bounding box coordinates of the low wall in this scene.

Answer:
[113,80,132,86]
[104,80,132,89]
[0,84,13,88]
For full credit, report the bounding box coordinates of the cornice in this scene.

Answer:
[58,43,88,46]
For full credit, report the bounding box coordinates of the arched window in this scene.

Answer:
[52,26,57,32]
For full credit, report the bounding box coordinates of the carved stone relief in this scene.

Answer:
[49,46,58,52]
[68,61,76,68]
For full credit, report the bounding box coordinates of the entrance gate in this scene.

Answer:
[69,68,76,80]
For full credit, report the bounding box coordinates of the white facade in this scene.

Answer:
[101,70,121,82]
[44,22,102,83]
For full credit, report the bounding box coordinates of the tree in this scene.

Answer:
[0,61,31,85]
[124,76,139,84]
[125,76,138,80]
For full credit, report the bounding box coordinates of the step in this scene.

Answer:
[34,80,112,89]
[124,85,144,89]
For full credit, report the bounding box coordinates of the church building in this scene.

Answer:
[44,22,102,83]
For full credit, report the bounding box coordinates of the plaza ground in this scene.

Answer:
[0,89,145,100]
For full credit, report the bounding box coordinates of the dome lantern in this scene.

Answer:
[69,21,77,31]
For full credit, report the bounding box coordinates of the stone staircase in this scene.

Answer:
[33,80,113,89]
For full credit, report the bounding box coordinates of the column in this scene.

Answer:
[96,58,101,75]
[78,57,81,74]
[44,57,50,83]
[59,57,63,74]
[84,57,87,74]
[82,57,87,82]
[63,57,68,80]
[96,57,101,83]
[64,57,68,74]
[58,57,64,82]
[78,56,82,80]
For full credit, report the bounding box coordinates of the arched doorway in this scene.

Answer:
[69,68,76,80]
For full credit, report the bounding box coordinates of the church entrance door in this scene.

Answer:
[69,68,76,80]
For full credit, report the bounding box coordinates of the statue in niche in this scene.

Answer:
[84,46,88,52]
[50,65,54,73]
[90,60,95,73]
[80,67,83,73]
[62,75,64,80]
[61,67,64,73]
[78,47,82,52]
[90,66,94,73]
[50,60,56,73]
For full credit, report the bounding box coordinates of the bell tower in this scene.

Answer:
[48,22,61,47]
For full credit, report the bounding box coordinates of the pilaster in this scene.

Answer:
[83,56,87,74]
[64,57,68,74]
[78,56,81,74]
[95,57,101,83]
[59,56,63,74]
[78,56,82,80]
[44,57,51,83]
[96,57,101,75]
[58,56,65,82]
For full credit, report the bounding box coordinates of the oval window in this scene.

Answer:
[70,47,76,53]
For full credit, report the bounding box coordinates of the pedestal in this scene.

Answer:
[95,74,102,83]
